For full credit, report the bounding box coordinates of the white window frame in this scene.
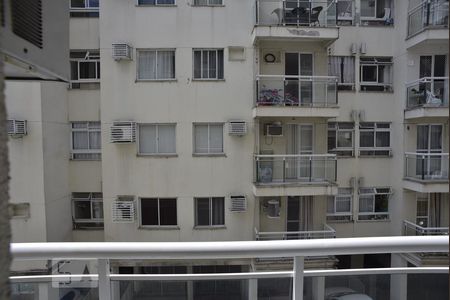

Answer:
[70,0,99,11]
[359,57,393,91]
[359,122,391,156]
[194,197,225,227]
[192,0,224,6]
[72,193,104,225]
[136,49,176,81]
[327,188,353,222]
[70,122,101,160]
[193,123,224,155]
[357,187,391,221]
[70,51,100,84]
[136,0,176,5]
[328,122,355,156]
[192,49,224,80]
[139,198,178,228]
[137,123,177,155]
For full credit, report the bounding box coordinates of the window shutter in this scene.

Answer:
[112,198,135,223]
[230,196,247,212]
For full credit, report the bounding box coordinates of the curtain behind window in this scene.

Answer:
[138,51,157,79]
[212,198,224,225]
[157,51,175,79]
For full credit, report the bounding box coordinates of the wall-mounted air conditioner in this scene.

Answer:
[110,121,136,143]
[228,120,247,136]
[265,123,283,137]
[112,43,133,61]
[230,196,247,212]
[264,199,280,218]
[7,120,27,137]
[112,197,135,223]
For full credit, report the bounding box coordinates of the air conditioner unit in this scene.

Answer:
[230,196,247,212]
[265,199,280,218]
[112,197,135,223]
[228,120,247,136]
[110,121,136,143]
[7,120,27,137]
[112,43,133,61]
[265,123,283,137]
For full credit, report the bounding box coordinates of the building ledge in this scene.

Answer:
[404,106,449,120]
[252,105,339,118]
[406,28,449,50]
[253,182,337,197]
[403,178,449,193]
[252,26,339,45]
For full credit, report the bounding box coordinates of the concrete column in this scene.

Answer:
[98,259,111,300]
[390,254,407,300]
[293,256,305,300]
[248,278,258,300]
[312,276,325,300]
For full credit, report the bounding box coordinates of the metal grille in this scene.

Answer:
[10,0,43,48]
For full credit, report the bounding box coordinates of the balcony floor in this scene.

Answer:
[403,178,449,193]
[405,106,449,119]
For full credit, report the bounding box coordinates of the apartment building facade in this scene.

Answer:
[5,0,449,299]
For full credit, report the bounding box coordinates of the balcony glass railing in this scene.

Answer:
[9,237,449,300]
[404,152,449,181]
[408,0,449,37]
[255,224,336,240]
[403,220,449,236]
[406,77,449,109]
[254,154,337,184]
[255,0,337,27]
[256,75,338,107]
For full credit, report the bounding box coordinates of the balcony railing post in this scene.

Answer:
[421,155,425,180]
[98,259,111,300]
[309,156,312,182]
[293,256,305,300]
[283,157,286,182]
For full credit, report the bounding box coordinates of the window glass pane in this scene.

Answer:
[361,0,376,17]
[138,51,157,80]
[92,201,103,219]
[217,50,224,79]
[337,131,352,148]
[196,198,210,226]
[374,195,389,212]
[72,122,88,129]
[193,51,202,79]
[419,56,432,78]
[430,125,442,150]
[157,125,176,154]
[159,199,177,226]
[336,196,351,212]
[416,125,429,150]
[202,51,209,79]
[327,197,335,213]
[88,0,99,7]
[209,0,223,5]
[434,55,446,77]
[157,0,175,3]
[71,0,86,8]
[328,130,336,151]
[360,131,374,147]
[73,132,89,150]
[139,125,157,154]
[208,50,217,78]
[79,62,97,79]
[74,201,91,219]
[141,199,159,226]
[89,131,101,150]
[212,197,224,225]
[157,51,175,79]
[209,124,223,153]
[194,125,209,154]
[417,199,428,217]
[138,0,156,4]
[70,61,78,80]
[359,195,374,212]
[375,131,390,147]
[194,0,208,4]
[362,65,377,82]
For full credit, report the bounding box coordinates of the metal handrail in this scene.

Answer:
[257,74,338,81]
[405,152,449,157]
[255,154,337,158]
[405,76,449,87]
[403,220,449,235]
[255,224,336,240]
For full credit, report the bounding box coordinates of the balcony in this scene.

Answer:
[405,77,449,119]
[255,224,336,240]
[9,237,449,300]
[253,0,339,44]
[404,152,449,193]
[253,154,337,197]
[253,75,339,118]
[406,0,449,50]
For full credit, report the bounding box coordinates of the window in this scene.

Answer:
[193,49,224,80]
[358,187,391,220]
[327,188,353,222]
[137,49,175,80]
[193,0,223,6]
[72,193,103,229]
[137,0,175,5]
[328,56,355,90]
[70,51,100,89]
[359,122,391,156]
[328,122,354,156]
[360,57,393,92]
[70,0,99,17]
[195,197,224,226]
[71,122,101,160]
[140,198,177,226]
[138,124,176,155]
[193,123,223,155]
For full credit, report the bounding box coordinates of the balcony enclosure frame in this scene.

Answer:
[403,220,449,236]
[407,0,449,38]
[404,152,449,181]
[406,77,449,109]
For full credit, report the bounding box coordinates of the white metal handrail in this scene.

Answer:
[255,224,336,240]
[255,154,337,159]
[403,220,449,235]
[405,76,449,87]
[257,74,338,81]
[405,152,449,157]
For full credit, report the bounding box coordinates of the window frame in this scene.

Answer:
[357,187,391,221]
[192,49,225,80]
[70,51,100,85]
[137,123,177,156]
[194,197,225,228]
[328,122,355,157]
[327,188,353,222]
[359,57,393,92]
[70,121,102,161]
[193,123,224,155]
[70,0,99,11]
[136,0,176,6]
[359,122,391,157]
[72,193,104,228]
[139,198,178,228]
[192,0,224,6]
[136,49,176,81]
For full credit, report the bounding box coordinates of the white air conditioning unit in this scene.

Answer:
[112,197,135,223]
[110,121,136,143]
[230,196,247,212]
[265,199,280,218]
[7,120,27,137]
[265,123,283,137]
[112,43,133,61]
[228,120,247,136]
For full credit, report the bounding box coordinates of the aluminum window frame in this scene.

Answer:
[327,188,353,216]
[136,49,176,81]
[193,123,225,155]
[70,0,99,11]
[70,121,102,160]
[359,57,393,90]
[139,198,178,228]
[136,0,176,6]
[357,187,392,221]
[192,49,225,80]
[72,193,104,224]
[359,122,392,156]
[70,51,100,84]
[137,123,177,155]
[194,197,225,227]
[192,0,224,6]
[328,122,355,156]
